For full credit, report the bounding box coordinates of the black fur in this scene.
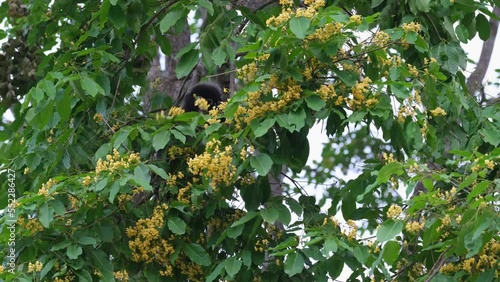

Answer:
[182,82,225,112]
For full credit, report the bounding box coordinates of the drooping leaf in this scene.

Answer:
[289,17,310,39]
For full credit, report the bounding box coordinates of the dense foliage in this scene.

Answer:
[1,0,499,281]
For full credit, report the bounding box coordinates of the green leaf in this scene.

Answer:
[32,87,44,103]
[147,164,170,180]
[260,205,279,224]
[479,122,500,147]
[250,153,273,176]
[227,224,244,238]
[39,259,57,279]
[78,237,97,245]
[176,49,200,79]
[56,92,73,122]
[51,241,71,251]
[108,4,125,29]
[152,130,171,151]
[289,17,310,39]
[108,181,121,203]
[353,245,369,264]
[287,108,306,132]
[322,238,338,255]
[168,217,187,235]
[171,129,186,144]
[390,83,410,99]
[39,202,54,228]
[276,203,292,226]
[224,257,242,277]
[371,0,385,8]
[40,80,56,99]
[113,127,130,147]
[251,118,275,137]
[212,47,227,66]
[67,244,83,260]
[184,243,211,266]
[206,263,225,282]
[476,13,490,41]
[382,241,401,265]
[377,219,403,242]
[284,252,305,277]
[431,42,463,75]
[455,24,469,43]
[376,162,404,184]
[159,9,184,33]
[305,95,326,111]
[231,211,257,227]
[459,172,477,190]
[415,0,430,12]
[81,76,101,97]
[467,180,490,201]
[132,164,153,191]
[334,69,357,87]
[198,0,214,16]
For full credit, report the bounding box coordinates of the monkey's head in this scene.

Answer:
[182,82,225,112]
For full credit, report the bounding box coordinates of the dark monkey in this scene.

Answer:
[181,82,225,112]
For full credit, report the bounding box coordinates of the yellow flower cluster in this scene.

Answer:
[82,175,92,186]
[402,22,421,33]
[349,15,362,25]
[206,106,223,126]
[27,261,43,273]
[20,218,44,235]
[93,113,103,123]
[423,57,438,65]
[155,110,165,120]
[307,22,343,42]
[53,275,75,282]
[373,31,390,47]
[0,265,3,273]
[235,82,302,129]
[207,209,246,237]
[194,97,209,111]
[405,218,425,234]
[397,89,423,123]
[322,216,339,227]
[114,270,129,282]
[237,62,258,83]
[38,178,57,197]
[188,139,236,188]
[430,107,446,117]
[68,195,79,210]
[177,185,191,204]
[176,257,204,282]
[117,187,145,207]
[440,239,499,276]
[254,239,270,252]
[126,204,174,266]
[386,204,403,219]
[382,152,396,163]
[347,77,377,110]
[168,106,185,117]
[345,219,358,240]
[266,0,325,27]
[484,159,495,170]
[95,148,140,175]
[316,84,344,105]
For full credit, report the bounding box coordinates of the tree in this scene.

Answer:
[1,0,499,281]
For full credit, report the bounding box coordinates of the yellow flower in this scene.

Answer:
[168,106,185,117]
[430,107,446,117]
